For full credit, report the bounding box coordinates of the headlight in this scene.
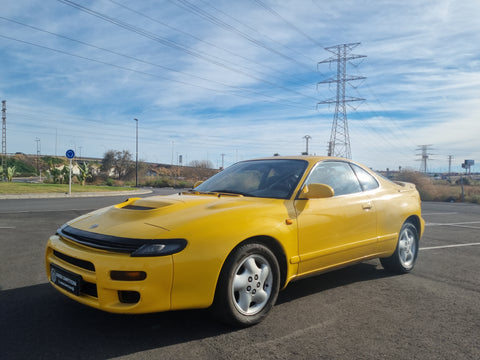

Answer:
[131,239,187,257]
[57,224,187,256]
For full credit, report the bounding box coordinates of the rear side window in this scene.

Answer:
[306,161,362,196]
[351,164,379,191]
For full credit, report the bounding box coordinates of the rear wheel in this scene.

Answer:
[381,222,419,273]
[213,243,280,327]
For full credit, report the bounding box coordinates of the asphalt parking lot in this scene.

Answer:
[0,194,479,359]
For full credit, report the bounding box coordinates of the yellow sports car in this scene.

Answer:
[46,156,424,326]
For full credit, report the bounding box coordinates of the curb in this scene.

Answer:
[0,189,153,200]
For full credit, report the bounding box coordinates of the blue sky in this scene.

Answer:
[1,0,479,172]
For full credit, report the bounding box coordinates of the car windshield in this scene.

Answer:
[193,159,308,199]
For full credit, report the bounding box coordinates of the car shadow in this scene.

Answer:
[0,283,230,359]
[277,261,395,305]
[1,262,395,359]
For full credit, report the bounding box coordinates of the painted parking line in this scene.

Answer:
[423,212,458,216]
[420,243,480,250]
[0,208,95,214]
[425,221,480,230]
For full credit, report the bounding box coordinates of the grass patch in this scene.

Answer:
[0,182,136,194]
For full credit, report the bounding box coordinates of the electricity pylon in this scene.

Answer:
[416,145,434,173]
[317,43,366,159]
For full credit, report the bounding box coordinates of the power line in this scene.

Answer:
[107,0,309,80]
[56,0,271,76]
[171,0,313,72]
[0,16,237,89]
[252,0,324,48]
[8,107,317,152]
[196,0,319,65]
[0,32,311,110]
[56,0,318,102]
[354,83,418,149]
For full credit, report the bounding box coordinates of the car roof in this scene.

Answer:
[248,155,350,164]
[243,156,378,175]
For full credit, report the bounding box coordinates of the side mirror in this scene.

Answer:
[193,181,204,188]
[299,183,334,199]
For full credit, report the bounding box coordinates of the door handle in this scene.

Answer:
[362,202,373,210]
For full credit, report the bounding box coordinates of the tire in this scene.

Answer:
[213,243,280,327]
[380,222,419,273]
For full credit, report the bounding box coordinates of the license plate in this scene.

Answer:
[50,263,82,296]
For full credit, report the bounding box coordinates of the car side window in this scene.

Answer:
[306,161,362,196]
[351,164,379,191]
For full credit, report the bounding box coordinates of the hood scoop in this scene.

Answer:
[117,197,184,211]
[122,205,156,211]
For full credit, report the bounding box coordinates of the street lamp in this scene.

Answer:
[303,135,311,155]
[134,118,138,187]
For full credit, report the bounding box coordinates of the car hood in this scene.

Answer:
[66,193,289,240]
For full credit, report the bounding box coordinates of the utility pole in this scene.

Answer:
[448,155,454,179]
[302,135,311,155]
[416,145,434,173]
[1,100,6,180]
[221,153,226,169]
[35,137,41,179]
[317,43,366,159]
[134,118,138,187]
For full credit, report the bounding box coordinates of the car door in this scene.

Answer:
[294,161,378,276]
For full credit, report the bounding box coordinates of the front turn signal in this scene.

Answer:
[110,270,147,281]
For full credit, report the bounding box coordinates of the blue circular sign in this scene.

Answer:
[66,149,75,159]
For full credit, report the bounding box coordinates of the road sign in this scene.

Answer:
[66,149,75,159]
[66,149,75,195]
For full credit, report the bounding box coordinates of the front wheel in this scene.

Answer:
[380,222,419,273]
[213,243,280,327]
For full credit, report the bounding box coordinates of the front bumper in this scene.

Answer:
[45,234,173,314]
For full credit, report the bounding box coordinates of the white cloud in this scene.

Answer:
[0,0,479,171]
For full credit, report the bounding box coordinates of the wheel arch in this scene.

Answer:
[405,215,421,237]
[218,235,288,292]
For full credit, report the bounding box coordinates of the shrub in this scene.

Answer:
[174,180,194,189]
[469,194,480,204]
[393,171,480,203]
[6,157,36,176]
[456,177,471,186]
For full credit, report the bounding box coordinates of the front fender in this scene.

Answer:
[169,202,298,310]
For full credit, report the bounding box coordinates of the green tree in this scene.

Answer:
[115,150,135,180]
[101,150,135,180]
[101,150,116,174]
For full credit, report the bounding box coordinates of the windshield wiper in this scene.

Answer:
[210,190,254,197]
[184,189,254,197]
[184,190,217,195]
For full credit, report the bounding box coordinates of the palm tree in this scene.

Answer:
[7,166,16,182]
[76,162,92,186]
